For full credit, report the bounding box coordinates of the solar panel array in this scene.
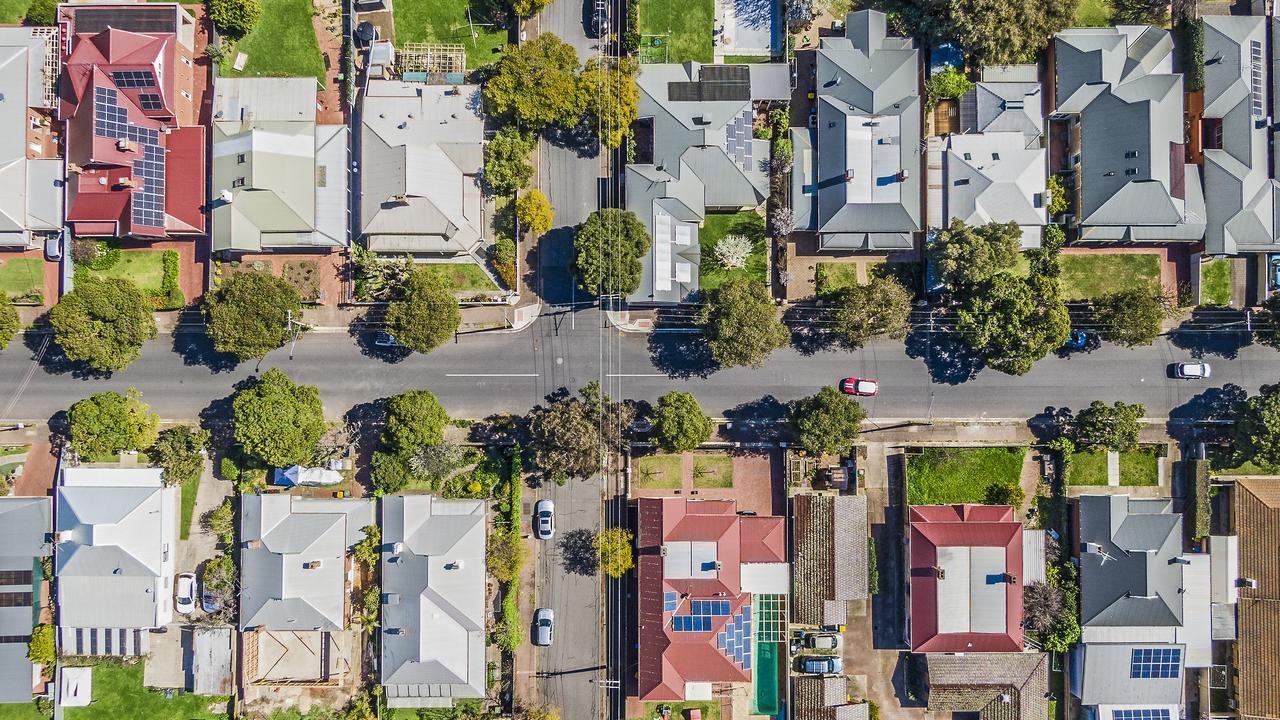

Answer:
[1114,710,1170,720]
[111,70,156,88]
[715,606,751,669]
[663,592,678,612]
[1250,40,1265,118]
[673,615,713,632]
[690,599,731,616]
[1129,648,1180,679]
[724,108,753,171]
[138,93,162,110]
[93,86,166,228]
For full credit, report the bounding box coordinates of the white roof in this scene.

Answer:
[740,562,790,594]
[1177,555,1211,668]
[1209,535,1238,604]
[664,541,718,580]
[60,666,92,707]
[845,114,902,204]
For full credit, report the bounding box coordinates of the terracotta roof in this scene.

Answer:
[792,494,868,626]
[909,505,1024,653]
[1236,478,1280,720]
[926,652,1049,720]
[740,516,786,563]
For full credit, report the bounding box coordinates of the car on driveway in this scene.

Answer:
[588,0,609,37]
[840,377,879,396]
[175,573,196,615]
[201,585,222,614]
[533,608,554,646]
[534,498,555,540]
[44,233,62,261]
[800,655,843,674]
[804,633,842,651]
[1175,362,1212,379]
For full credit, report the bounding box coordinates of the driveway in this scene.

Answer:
[177,457,231,575]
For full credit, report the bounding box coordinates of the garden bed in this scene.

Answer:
[905,447,1026,505]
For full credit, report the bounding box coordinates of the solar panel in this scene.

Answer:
[72,7,178,34]
[1130,648,1180,679]
[111,70,156,88]
[663,592,677,612]
[137,93,162,111]
[91,85,167,229]
[1114,711,1169,720]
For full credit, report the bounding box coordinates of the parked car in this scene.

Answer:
[534,608,555,646]
[631,418,653,434]
[175,573,197,615]
[1063,329,1089,350]
[800,655,843,674]
[43,233,62,261]
[589,0,609,37]
[839,377,879,396]
[374,331,401,347]
[534,498,555,540]
[1175,362,1212,379]
[804,633,842,651]
[201,586,222,614]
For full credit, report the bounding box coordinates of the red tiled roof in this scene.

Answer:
[164,126,206,233]
[740,516,786,563]
[909,505,1024,653]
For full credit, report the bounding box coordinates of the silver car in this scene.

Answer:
[533,608,554,646]
[535,499,555,540]
[801,655,843,674]
[1175,362,1211,379]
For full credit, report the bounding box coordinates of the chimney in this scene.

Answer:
[1239,578,1259,589]
[1003,573,1017,584]
[219,189,233,203]
[445,560,464,570]
[897,169,910,181]
[303,560,322,570]
[1170,557,1192,566]
[999,694,1012,703]
[116,177,137,189]
[116,138,136,152]
[388,194,409,205]
[933,566,946,579]
[844,169,855,181]
[67,163,83,174]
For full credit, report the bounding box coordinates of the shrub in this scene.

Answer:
[219,455,240,482]
[867,536,879,595]
[1047,176,1069,217]
[926,67,974,108]
[491,235,518,289]
[24,0,55,25]
[208,0,262,37]
[1179,16,1205,92]
[623,0,640,52]
[1189,459,1210,541]
[27,624,54,670]
[77,240,120,271]
[488,530,527,583]
[353,524,381,568]
[984,479,1025,507]
[0,294,18,350]
[371,450,413,495]
[495,589,524,652]
[204,498,235,547]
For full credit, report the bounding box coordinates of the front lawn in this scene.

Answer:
[1067,450,1109,486]
[634,453,684,489]
[1200,258,1232,306]
[393,0,508,69]
[700,211,766,292]
[422,263,499,292]
[905,447,1026,505]
[1120,447,1159,486]
[179,471,201,540]
[691,454,733,488]
[0,258,44,304]
[636,702,721,720]
[221,0,326,82]
[0,0,30,23]
[62,661,229,720]
[638,0,713,63]
[1057,253,1160,300]
[83,250,165,294]
[0,702,48,720]
[815,262,859,296]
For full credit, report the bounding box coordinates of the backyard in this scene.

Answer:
[220,0,326,82]
[1199,258,1232,306]
[0,257,44,304]
[638,0,714,63]
[1066,447,1160,486]
[422,263,499,292]
[905,447,1026,505]
[393,0,508,69]
[700,211,767,292]
[62,662,229,720]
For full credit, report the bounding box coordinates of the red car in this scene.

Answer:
[840,378,879,396]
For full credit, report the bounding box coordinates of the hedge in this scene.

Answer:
[1189,459,1210,541]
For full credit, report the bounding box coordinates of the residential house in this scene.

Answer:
[0,27,63,249]
[0,497,51,704]
[626,61,789,303]
[55,468,177,656]
[57,2,205,240]
[636,497,789,702]
[791,10,922,252]
[925,652,1050,720]
[1051,27,1205,242]
[1233,478,1280,720]
[381,496,486,709]
[791,493,868,628]
[211,77,348,254]
[793,675,870,720]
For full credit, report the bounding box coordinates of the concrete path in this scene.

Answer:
[1107,451,1120,486]
[177,457,231,574]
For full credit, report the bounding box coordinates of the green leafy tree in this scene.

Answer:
[929,219,1021,293]
[232,368,326,468]
[151,426,209,487]
[956,273,1070,375]
[207,0,262,36]
[1256,292,1280,349]
[925,66,974,108]
[1232,383,1280,468]
[939,0,1077,66]
[651,391,713,452]
[205,270,303,360]
[1111,0,1167,25]
[572,209,651,296]
[789,386,867,456]
[829,275,912,348]
[595,527,635,577]
[1026,224,1066,278]
[49,275,157,372]
[699,278,789,368]
[204,498,235,546]
[482,34,585,131]
[528,383,634,478]
[1047,176,1070,216]
[0,293,19,351]
[517,189,554,238]
[24,0,55,24]
[1074,400,1146,452]
[353,524,381,568]
[1093,286,1171,347]
[511,0,549,17]
[385,269,461,354]
[68,389,159,460]
[381,390,449,455]
[484,127,536,194]
[580,57,640,149]
[985,479,1025,507]
[27,624,54,670]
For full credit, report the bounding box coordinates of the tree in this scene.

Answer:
[651,391,713,453]
[511,0,549,17]
[528,383,634,478]
[48,275,157,372]
[1232,383,1280,468]
[1047,175,1070,216]
[829,275,912,348]
[207,0,262,36]
[1255,292,1280,348]
[580,57,640,149]
[151,426,209,487]
[484,127,536,194]
[488,530,528,583]
[572,209,652,296]
[205,271,303,360]
[699,278,789,368]
[353,525,381,568]
[68,390,159,460]
[714,235,753,269]
[381,390,449,455]
[984,479,1025,507]
[595,527,635,577]
[204,498,235,546]
[24,0,55,24]
[385,269,461,354]
[929,219,1021,293]
[1093,286,1171,347]
[1026,223,1065,278]
[1022,580,1066,635]
[0,293,19,351]
[944,0,1077,66]
[27,624,53,670]
[232,368,326,467]
[408,442,471,479]
[925,66,974,108]
[1074,400,1145,452]
[789,386,867,456]
[1111,0,1167,25]
[517,190,554,238]
[482,34,585,131]
[956,273,1070,375]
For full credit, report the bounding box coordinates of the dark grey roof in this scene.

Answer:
[0,497,49,703]
[1078,495,1183,629]
[960,82,1043,138]
[792,494,868,626]
[1075,642,1185,705]
[927,652,1049,720]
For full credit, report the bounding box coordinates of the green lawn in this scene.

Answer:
[179,471,201,541]
[63,662,229,720]
[815,262,859,296]
[0,258,43,303]
[84,251,166,294]
[1075,0,1111,25]
[1067,450,1109,486]
[1200,258,1232,306]
[393,0,508,69]
[634,453,684,489]
[0,0,30,23]
[221,0,326,82]
[723,55,770,63]
[1206,445,1278,476]
[1120,447,1159,486]
[0,701,48,720]
[637,702,721,720]
[691,454,733,488]
[1058,253,1160,301]
[700,212,767,292]
[638,0,713,63]
[906,447,1026,505]
[422,263,499,292]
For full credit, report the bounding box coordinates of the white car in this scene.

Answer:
[533,608,554,646]
[534,499,555,540]
[1175,362,1212,379]
[175,573,197,615]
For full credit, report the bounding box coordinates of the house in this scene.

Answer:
[791,493,868,627]
[1233,478,1280,720]
[925,652,1050,720]
[793,675,870,720]
[57,2,205,240]
[626,61,789,303]
[1200,17,1279,263]
[359,79,488,266]
[0,497,51,704]
[211,77,349,254]
[0,28,63,249]
[636,497,789,701]
[55,468,177,656]
[381,496,486,709]
[1051,27,1205,242]
[908,505,1026,653]
[791,10,922,252]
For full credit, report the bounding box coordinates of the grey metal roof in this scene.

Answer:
[960,82,1043,138]
[380,496,486,707]
[0,497,50,704]
[1075,642,1185,706]
[239,494,374,632]
[0,32,63,247]
[944,132,1046,247]
[1078,495,1183,629]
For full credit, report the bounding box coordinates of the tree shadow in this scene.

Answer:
[1053,331,1101,359]
[903,327,985,385]
[344,399,389,494]
[198,378,260,451]
[722,395,788,445]
[348,314,413,364]
[783,304,842,356]
[731,0,774,30]
[171,331,240,373]
[22,324,113,380]
[559,528,598,576]
[1167,383,1248,444]
[646,332,718,379]
[1027,406,1075,443]
[1169,310,1254,360]
[543,119,602,159]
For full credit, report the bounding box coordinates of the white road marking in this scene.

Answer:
[445,373,540,377]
